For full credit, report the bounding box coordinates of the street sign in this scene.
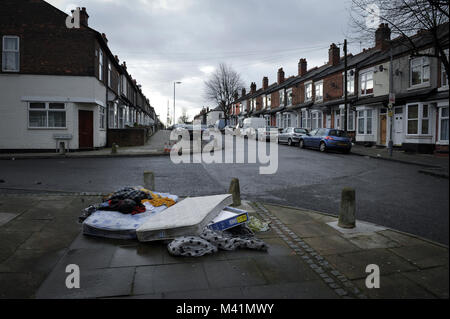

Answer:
[389,93,396,105]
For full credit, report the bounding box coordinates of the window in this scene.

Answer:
[108,63,112,87]
[410,57,430,87]
[305,82,312,101]
[242,100,247,112]
[2,36,20,72]
[251,98,256,111]
[335,109,341,129]
[122,75,127,96]
[28,102,66,128]
[99,106,106,129]
[344,70,355,95]
[286,88,293,106]
[99,50,104,81]
[407,103,430,135]
[357,109,373,135]
[311,111,323,129]
[315,82,323,101]
[301,110,310,129]
[348,108,355,131]
[439,107,449,142]
[265,116,271,126]
[263,96,267,109]
[360,71,373,95]
[441,50,449,88]
[267,95,271,108]
[279,89,285,106]
[118,107,124,128]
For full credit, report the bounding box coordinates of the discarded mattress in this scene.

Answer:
[82,192,179,240]
[136,194,232,242]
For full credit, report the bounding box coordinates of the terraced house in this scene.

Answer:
[0,0,159,152]
[231,23,449,154]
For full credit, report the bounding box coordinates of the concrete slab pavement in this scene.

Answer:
[0,193,448,299]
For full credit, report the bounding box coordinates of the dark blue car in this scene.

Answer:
[299,128,352,153]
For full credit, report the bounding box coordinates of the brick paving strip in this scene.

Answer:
[250,202,366,299]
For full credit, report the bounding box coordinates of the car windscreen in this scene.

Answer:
[294,129,306,134]
[328,130,348,137]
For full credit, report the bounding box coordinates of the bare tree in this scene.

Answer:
[204,63,244,122]
[348,0,449,78]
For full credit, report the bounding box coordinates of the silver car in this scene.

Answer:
[277,127,309,146]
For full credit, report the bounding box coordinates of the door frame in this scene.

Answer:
[78,110,94,149]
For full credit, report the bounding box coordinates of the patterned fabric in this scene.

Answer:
[168,226,268,257]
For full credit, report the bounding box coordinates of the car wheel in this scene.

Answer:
[342,148,351,154]
[288,138,292,146]
[299,139,305,149]
[319,142,326,152]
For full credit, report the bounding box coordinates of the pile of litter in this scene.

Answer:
[80,187,270,257]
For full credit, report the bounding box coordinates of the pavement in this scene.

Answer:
[0,193,447,299]
[351,145,449,179]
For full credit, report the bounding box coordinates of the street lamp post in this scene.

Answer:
[173,81,182,124]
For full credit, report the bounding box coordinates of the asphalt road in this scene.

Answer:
[0,138,448,244]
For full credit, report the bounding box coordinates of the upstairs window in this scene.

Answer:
[441,50,449,88]
[108,62,112,87]
[344,70,355,95]
[410,57,430,87]
[99,50,104,81]
[305,82,312,101]
[2,36,20,72]
[279,89,285,106]
[360,71,373,96]
[267,95,271,108]
[315,82,323,101]
[286,88,293,106]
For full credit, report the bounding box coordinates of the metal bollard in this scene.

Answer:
[59,141,66,155]
[144,171,155,190]
[338,187,356,229]
[228,178,241,207]
[111,143,118,154]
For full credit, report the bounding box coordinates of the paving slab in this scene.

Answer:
[241,281,339,299]
[325,249,418,280]
[0,272,47,298]
[36,266,135,299]
[0,212,18,226]
[290,222,340,239]
[303,235,362,256]
[353,273,436,299]
[163,287,245,299]
[133,263,208,295]
[262,204,317,225]
[402,266,449,299]
[389,243,449,269]
[0,248,66,274]
[344,233,400,250]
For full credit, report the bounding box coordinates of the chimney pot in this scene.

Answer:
[328,43,340,66]
[79,7,89,27]
[298,58,307,76]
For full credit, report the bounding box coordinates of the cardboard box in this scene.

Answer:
[208,206,249,231]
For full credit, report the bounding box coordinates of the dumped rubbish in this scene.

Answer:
[136,194,232,242]
[80,187,268,257]
[247,216,271,233]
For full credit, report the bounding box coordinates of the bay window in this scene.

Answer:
[407,103,430,135]
[410,57,430,87]
[301,110,310,129]
[28,102,66,128]
[360,71,373,96]
[357,109,373,135]
[311,111,323,129]
[2,36,20,72]
[439,106,449,142]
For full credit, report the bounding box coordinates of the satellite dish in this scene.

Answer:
[349,70,354,76]
[379,65,384,72]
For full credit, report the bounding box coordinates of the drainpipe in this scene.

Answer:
[388,45,394,157]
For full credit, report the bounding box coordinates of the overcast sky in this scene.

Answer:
[47,0,365,124]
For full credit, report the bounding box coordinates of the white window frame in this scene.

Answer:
[406,103,431,136]
[440,50,449,90]
[99,105,106,129]
[314,81,323,102]
[305,82,312,101]
[262,96,267,109]
[438,105,449,144]
[267,95,272,108]
[357,109,373,135]
[99,49,104,81]
[410,57,430,88]
[2,36,20,72]
[108,62,112,87]
[279,89,285,106]
[311,111,323,129]
[360,70,374,96]
[28,102,67,129]
[301,109,310,129]
[343,69,355,96]
[286,88,293,106]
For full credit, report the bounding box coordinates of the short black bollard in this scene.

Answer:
[338,187,356,229]
[228,178,241,207]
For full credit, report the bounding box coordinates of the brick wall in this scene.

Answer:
[323,73,343,102]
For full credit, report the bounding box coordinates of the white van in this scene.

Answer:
[241,118,267,138]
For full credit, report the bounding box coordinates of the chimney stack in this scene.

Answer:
[263,77,269,90]
[80,7,89,27]
[115,55,119,62]
[250,82,257,94]
[122,61,127,70]
[241,88,246,97]
[328,43,340,66]
[277,68,285,84]
[298,58,307,76]
[375,23,391,50]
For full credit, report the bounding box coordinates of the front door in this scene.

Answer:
[78,110,93,149]
[393,107,404,146]
[379,114,387,145]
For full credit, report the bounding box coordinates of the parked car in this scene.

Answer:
[242,117,267,138]
[278,127,309,146]
[299,128,352,153]
[258,126,279,141]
